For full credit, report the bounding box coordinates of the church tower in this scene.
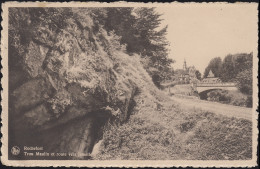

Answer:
[183,59,187,71]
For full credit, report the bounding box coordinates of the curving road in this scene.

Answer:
[171,95,253,121]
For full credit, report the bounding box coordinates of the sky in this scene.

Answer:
[156,3,258,74]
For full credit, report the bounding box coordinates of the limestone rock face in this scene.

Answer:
[9,8,142,159]
[24,104,51,126]
[12,104,53,132]
[11,78,55,113]
[23,42,49,78]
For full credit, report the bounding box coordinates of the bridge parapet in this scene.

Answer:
[197,82,236,87]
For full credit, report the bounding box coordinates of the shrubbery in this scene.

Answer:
[206,90,252,107]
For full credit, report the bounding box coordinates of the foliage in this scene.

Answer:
[235,69,253,95]
[195,70,202,80]
[203,57,222,78]
[207,90,231,103]
[220,54,236,82]
[221,53,253,82]
[98,7,174,87]
[206,90,251,107]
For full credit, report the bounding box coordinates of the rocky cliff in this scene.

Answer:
[8,8,154,160]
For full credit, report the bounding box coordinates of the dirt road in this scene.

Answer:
[171,95,253,121]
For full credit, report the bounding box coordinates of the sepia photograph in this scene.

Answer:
[1,2,258,167]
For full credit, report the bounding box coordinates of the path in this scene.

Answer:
[171,95,252,121]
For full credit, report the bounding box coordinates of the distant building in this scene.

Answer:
[174,59,198,84]
[200,70,222,83]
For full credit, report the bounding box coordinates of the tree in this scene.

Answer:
[220,54,235,82]
[99,7,174,87]
[220,53,253,82]
[235,69,252,95]
[133,8,173,85]
[102,8,137,53]
[195,70,202,80]
[233,53,253,74]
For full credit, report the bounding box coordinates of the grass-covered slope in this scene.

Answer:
[96,88,252,160]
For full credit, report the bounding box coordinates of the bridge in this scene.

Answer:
[161,79,238,98]
[196,82,237,93]
[195,82,237,99]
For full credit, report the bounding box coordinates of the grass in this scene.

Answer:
[169,84,194,96]
[95,88,252,160]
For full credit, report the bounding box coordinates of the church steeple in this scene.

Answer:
[183,59,187,71]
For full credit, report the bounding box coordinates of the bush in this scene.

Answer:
[236,69,252,95]
[207,90,251,107]
[246,96,252,107]
[207,90,231,103]
[152,74,161,88]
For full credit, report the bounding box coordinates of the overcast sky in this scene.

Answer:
[156,3,258,74]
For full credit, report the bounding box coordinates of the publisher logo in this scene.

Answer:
[11,146,20,155]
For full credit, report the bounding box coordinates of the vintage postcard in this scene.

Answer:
[1,1,258,167]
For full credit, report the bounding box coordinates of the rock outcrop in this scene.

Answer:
[8,8,151,160]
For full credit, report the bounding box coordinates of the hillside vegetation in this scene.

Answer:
[96,90,252,160]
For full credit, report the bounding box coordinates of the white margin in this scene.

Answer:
[1,1,258,167]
